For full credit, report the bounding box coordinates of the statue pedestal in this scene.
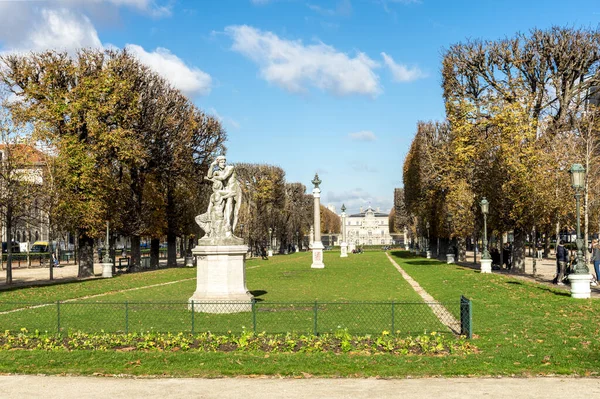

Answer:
[340,242,348,258]
[188,243,253,313]
[311,241,325,269]
[446,253,455,264]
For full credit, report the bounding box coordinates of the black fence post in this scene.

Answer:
[313,300,318,336]
[56,300,61,335]
[252,299,257,334]
[191,300,195,335]
[125,301,129,334]
[460,295,472,339]
[391,300,395,334]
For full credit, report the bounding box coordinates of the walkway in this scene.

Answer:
[385,252,461,334]
[0,375,598,399]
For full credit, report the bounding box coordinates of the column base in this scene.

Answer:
[102,262,113,278]
[568,273,592,299]
[480,258,492,273]
[340,242,348,258]
[311,241,325,268]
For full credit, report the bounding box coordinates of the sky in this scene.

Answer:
[0,0,599,215]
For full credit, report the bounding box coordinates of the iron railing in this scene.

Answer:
[0,298,472,337]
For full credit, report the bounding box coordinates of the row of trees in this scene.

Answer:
[0,48,342,282]
[234,163,340,255]
[401,26,600,269]
[0,49,227,281]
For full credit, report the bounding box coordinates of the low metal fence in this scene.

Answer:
[0,298,473,337]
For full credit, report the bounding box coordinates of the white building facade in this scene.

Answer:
[345,206,395,246]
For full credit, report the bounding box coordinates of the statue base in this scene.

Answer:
[446,253,455,264]
[340,242,348,258]
[311,241,325,268]
[188,243,253,313]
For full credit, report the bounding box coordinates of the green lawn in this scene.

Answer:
[0,251,447,335]
[1,250,599,377]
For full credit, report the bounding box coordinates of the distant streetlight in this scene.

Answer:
[268,227,273,257]
[446,213,454,264]
[568,164,592,298]
[425,221,431,259]
[480,198,492,273]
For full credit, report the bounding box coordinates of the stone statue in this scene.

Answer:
[195,155,243,244]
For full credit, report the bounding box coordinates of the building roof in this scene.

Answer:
[0,143,47,165]
[348,205,389,218]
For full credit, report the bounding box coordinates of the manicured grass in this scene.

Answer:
[388,251,600,376]
[3,250,598,377]
[0,252,446,335]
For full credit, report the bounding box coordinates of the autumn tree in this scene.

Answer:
[0,107,42,283]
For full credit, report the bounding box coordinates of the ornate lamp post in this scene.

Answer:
[101,221,113,278]
[568,164,592,298]
[310,173,325,268]
[446,213,455,264]
[479,198,492,273]
[268,227,273,257]
[340,204,348,258]
[425,221,431,258]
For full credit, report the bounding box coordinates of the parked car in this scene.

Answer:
[1,241,20,253]
[30,241,49,253]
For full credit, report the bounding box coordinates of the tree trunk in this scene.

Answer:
[166,189,177,267]
[5,204,13,284]
[167,231,177,267]
[150,238,160,269]
[457,236,466,262]
[512,228,526,272]
[130,235,141,272]
[77,231,95,278]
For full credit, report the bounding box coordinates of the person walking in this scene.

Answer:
[555,240,568,285]
[589,239,600,287]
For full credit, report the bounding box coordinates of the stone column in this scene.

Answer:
[340,204,348,258]
[311,173,325,269]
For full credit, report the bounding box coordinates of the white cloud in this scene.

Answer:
[326,189,392,215]
[30,9,102,52]
[207,107,241,129]
[0,3,211,99]
[348,130,376,141]
[126,44,212,97]
[381,52,425,82]
[225,25,381,96]
[0,7,101,53]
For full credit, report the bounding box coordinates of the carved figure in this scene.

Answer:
[195,156,243,242]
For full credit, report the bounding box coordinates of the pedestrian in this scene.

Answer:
[589,239,600,287]
[555,240,568,285]
[536,243,543,259]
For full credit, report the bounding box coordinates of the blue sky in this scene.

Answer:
[1,0,599,214]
